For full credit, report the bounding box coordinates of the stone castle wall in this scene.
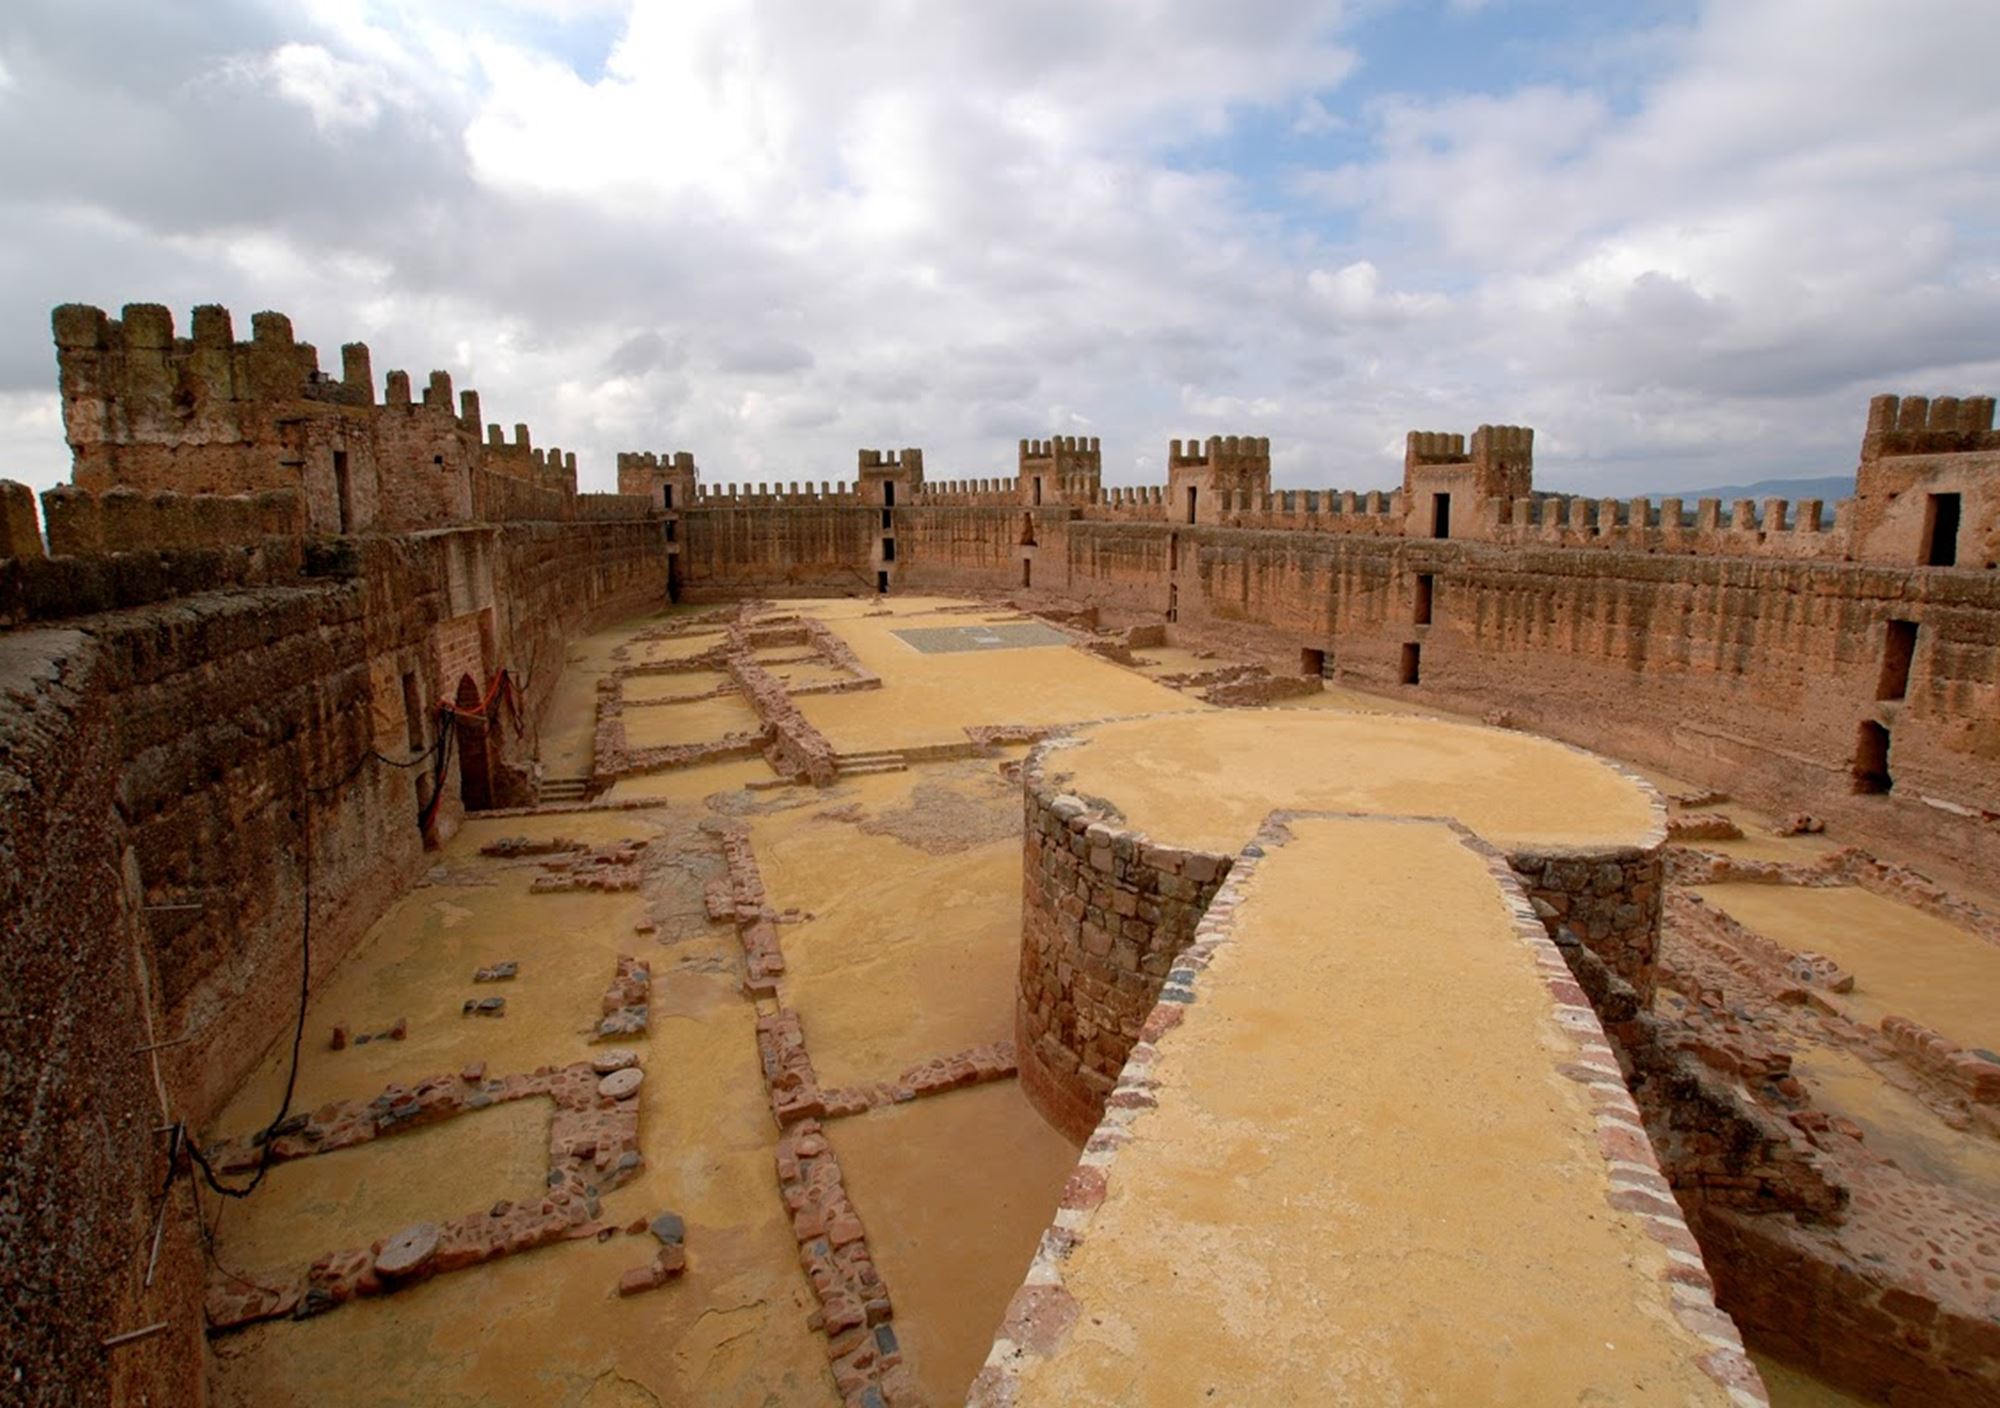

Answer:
[678,504,877,598]
[0,514,664,1407]
[1100,528,1995,892]
[650,398,1996,895]
[0,633,209,1408]
[3,303,672,1407]
[50,303,646,537]
[7,298,2000,1400]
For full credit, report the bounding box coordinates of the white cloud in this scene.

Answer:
[1307,260,1447,324]
[248,41,414,133]
[0,0,1995,501]
[0,391,66,494]
[1292,95,1345,136]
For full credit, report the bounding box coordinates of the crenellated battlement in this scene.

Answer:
[46,302,658,541]
[1861,393,2000,461]
[1167,435,1271,471]
[1019,435,1102,507]
[1403,424,1535,511]
[616,450,697,477]
[1101,485,1164,509]
[53,301,377,423]
[1404,431,1468,467]
[1481,491,1847,560]
[50,305,1985,577]
[1019,436,1101,462]
[616,449,700,509]
[1853,392,2000,567]
[694,480,858,506]
[918,477,1024,506]
[1203,486,1405,536]
[1165,435,1272,524]
[858,447,925,473]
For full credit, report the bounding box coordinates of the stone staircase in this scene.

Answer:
[539,775,592,804]
[835,750,908,777]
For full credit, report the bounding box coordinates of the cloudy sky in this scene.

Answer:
[2,0,1996,497]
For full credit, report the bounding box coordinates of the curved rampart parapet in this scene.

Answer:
[1016,710,1666,1142]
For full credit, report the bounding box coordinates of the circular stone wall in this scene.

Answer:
[1016,711,1665,1143]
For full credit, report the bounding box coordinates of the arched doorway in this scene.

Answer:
[455,674,493,810]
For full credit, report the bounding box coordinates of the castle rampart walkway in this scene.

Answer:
[979,811,1763,1404]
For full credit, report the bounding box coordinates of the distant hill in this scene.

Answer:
[1640,474,1854,504]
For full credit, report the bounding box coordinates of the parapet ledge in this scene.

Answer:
[36,481,306,556]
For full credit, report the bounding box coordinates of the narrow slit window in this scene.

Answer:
[1853,721,1893,794]
[1876,620,1917,701]
[1921,493,1961,567]
[333,449,353,534]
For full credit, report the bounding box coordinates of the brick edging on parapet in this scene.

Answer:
[972,809,1769,1408]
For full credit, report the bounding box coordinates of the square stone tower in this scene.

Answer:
[1167,435,1270,526]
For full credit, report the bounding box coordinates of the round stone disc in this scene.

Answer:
[374,1221,441,1278]
[598,1067,644,1100]
[591,1049,640,1075]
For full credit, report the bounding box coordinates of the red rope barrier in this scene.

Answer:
[440,667,525,735]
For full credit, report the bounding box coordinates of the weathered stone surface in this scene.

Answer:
[597,1068,644,1101]
[374,1222,442,1279]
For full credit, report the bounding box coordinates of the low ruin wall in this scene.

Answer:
[1693,1207,2000,1405]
